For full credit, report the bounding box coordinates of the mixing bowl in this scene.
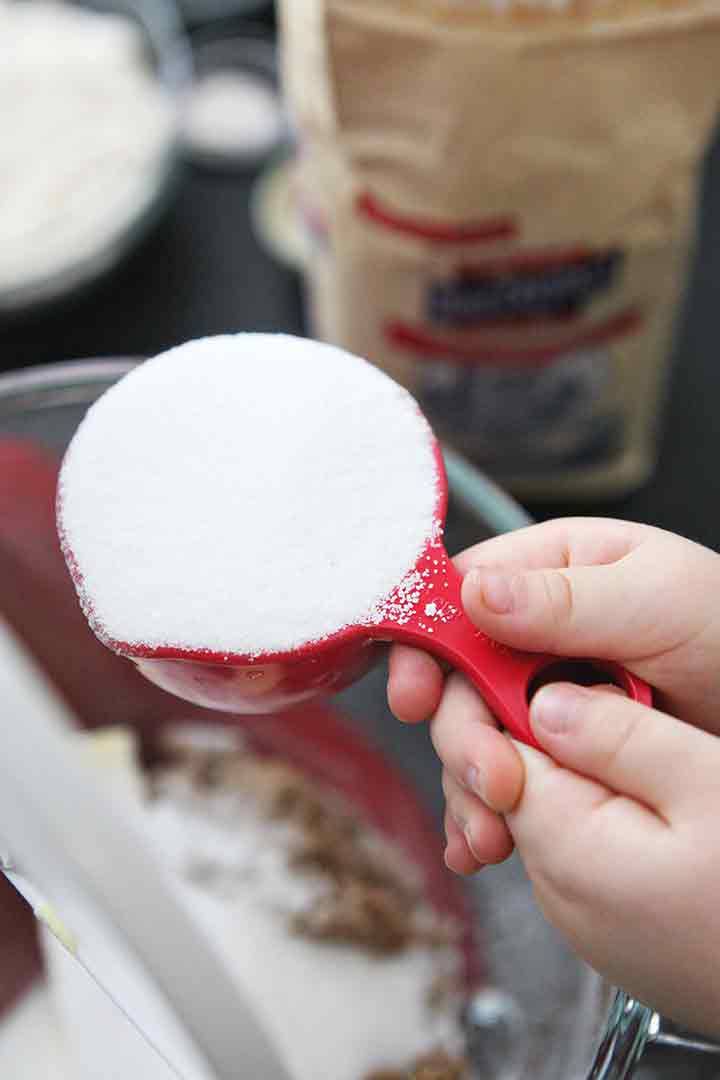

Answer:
[0,359,717,1080]
[0,0,191,318]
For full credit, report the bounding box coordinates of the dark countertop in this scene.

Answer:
[3,128,720,549]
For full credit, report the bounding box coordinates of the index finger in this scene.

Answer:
[452,517,646,576]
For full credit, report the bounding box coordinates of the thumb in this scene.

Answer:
[529,682,717,821]
[461,533,717,662]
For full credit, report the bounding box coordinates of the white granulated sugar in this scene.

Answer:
[59,334,439,655]
[0,2,175,295]
[41,729,464,1080]
[142,785,463,1080]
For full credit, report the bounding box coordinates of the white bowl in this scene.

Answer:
[0,0,191,318]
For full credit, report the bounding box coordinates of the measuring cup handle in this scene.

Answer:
[384,550,653,748]
[446,637,652,748]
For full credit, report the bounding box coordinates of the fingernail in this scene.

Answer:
[464,824,479,859]
[531,683,591,735]
[467,764,488,803]
[467,568,515,615]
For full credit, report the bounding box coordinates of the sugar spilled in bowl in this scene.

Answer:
[57,334,651,746]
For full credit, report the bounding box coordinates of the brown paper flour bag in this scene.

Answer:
[279,0,720,498]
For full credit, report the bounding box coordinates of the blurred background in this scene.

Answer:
[1,0,720,546]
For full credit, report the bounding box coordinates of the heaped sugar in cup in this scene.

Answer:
[58,334,439,657]
[58,333,652,742]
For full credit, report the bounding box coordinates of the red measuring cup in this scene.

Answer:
[81,440,651,750]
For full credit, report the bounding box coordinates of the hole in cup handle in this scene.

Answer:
[527,660,653,708]
[459,646,653,750]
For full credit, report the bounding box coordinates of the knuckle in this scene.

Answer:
[448,801,468,832]
[592,698,640,777]
[537,569,575,647]
[441,769,464,806]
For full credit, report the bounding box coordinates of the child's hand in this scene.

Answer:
[388,518,720,1032]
